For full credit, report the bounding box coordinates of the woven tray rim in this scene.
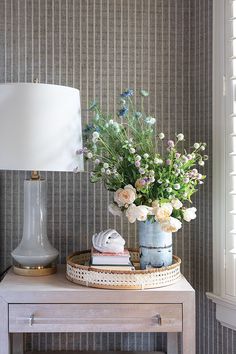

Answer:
[66,248,181,275]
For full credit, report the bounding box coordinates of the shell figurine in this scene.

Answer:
[92,229,125,253]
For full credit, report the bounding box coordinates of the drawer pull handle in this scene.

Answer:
[155,314,162,325]
[29,314,34,327]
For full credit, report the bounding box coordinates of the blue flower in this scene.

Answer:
[120,89,134,98]
[84,123,94,132]
[118,107,128,117]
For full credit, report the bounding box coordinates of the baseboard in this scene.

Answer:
[26,351,165,354]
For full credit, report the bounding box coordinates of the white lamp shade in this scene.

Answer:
[0,83,84,172]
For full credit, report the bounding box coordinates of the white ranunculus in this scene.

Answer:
[108,203,123,217]
[145,116,156,125]
[126,204,153,223]
[154,202,173,222]
[183,207,197,222]
[125,204,138,223]
[113,122,120,131]
[136,205,152,221]
[171,199,183,210]
[92,131,99,139]
[114,185,136,207]
[152,200,159,208]
[177,133,184,141]
[158,132,165,139]
[198,160,205,166]
[160,217,182,233]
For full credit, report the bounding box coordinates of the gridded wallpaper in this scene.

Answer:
[0,0,229,353]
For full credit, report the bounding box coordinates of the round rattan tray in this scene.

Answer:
[66,249,181,290]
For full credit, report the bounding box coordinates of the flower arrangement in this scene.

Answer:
[79,89,207,233]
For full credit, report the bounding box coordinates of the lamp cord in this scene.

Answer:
[0,266,11,282]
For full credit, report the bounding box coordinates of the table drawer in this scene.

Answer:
[9,303,182,333]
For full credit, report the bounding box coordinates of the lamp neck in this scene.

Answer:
[31,171,40,180]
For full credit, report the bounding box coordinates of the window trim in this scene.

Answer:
[206,0,236,329]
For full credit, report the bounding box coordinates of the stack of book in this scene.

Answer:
[90,247,135,271]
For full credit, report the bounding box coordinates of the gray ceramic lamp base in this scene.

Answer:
[11,179,59,274]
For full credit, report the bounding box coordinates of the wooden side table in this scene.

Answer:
[0,266,195,354]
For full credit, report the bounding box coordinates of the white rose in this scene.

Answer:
[160,217,182,233]
[108,203,123,217]
[114,185,136,207]
[125,204,138,223]
[171,199,183,210]
[183,207,197,222]
[154,203,173,221]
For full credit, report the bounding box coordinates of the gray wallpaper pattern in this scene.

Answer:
[0,0,231,353]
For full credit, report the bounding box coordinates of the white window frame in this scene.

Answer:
[206,0,236,330]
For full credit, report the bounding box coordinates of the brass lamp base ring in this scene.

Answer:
[13,264,57,276]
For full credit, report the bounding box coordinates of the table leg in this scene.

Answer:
[12,333,24,354]
[0,296,10,354]
[167,333,178,354]
[181,294,196,354]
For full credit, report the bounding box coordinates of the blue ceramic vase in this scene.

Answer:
[138,220,173,269]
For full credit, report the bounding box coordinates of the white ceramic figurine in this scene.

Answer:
[92,229,125,253]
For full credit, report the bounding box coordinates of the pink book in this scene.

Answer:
[91,247,131,265]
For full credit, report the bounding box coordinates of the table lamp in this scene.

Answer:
[0,83,84,276]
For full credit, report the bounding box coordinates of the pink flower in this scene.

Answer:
[166,159,171,166]
[167,140,174,148]
[135,178,146,190]
[114,185,136,207]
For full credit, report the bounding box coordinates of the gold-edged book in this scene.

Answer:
[90,263,135,271]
